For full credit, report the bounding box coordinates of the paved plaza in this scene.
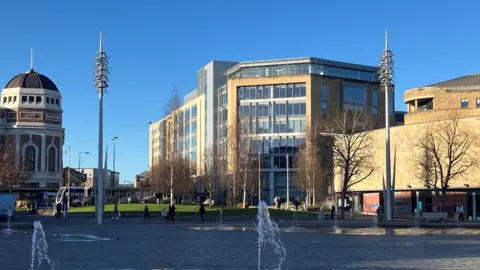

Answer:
[2,216,480,269]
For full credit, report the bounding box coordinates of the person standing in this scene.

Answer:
[199,204,206,221]
[56,202,61,218]
[169,204,176,222]
[144,205,150,220]
[331,205,336,220]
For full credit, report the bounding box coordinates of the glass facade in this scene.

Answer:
[238,83,306,101]
[229,62,378,82]
[343,84,367,111]
[321,84,327,120]
[372,90,378,115]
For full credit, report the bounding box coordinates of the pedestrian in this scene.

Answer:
[199,203,206,221]
[144,205,150,220]
[459,204,465,221]
[331,205,336,220]
[113,202,119,220]
[56,202,61,218]
[294,198,300,211]
[62,201,67,219]
[162,208,168,221]
[376,205,384,222]
[169,204,176,222]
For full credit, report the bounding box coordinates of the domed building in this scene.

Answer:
[0,68,64,190]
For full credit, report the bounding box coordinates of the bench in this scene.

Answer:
[422,212,448,222]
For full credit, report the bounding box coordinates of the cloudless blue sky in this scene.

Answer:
[0,1,479,184]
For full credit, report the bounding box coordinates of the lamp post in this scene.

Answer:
[67,145,71,208]
[286,153,289,207]
[111,137,118,189]
[379,29,394,222]
[94,32,109,226]
[78,152,90,170]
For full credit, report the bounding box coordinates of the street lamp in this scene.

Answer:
[94,31,110,226]
[78,151,90,170]
[148,121,154,194]
[111,136,118,189]
[67,146,71,208]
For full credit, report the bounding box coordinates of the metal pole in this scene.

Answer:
[67,146,71,208]
[384,59,392,222]
[286,153,289,207]
[78,152,80,170]
[258,149,261,204]
[113,141,115,188]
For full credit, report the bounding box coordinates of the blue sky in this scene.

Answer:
[0,1,478,184]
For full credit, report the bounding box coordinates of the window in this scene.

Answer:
[191,105,197,119]
[48,147,56,172]
[286,84,293,98]
[8,96,12,103]
[2,97,6,104]
[22,96,27,103]
[36,96,42,103]
[24,146,36,171]
[321,84,327,120]
[46,97,50,104]
[29,96,34,103]
[191,135,197,148]
[13,96,16,103]
[263,86,271,99]
[56,99,59,105]
[185,109,190,122]
[343,84,367,111]
[191,120,197,134]
[372,90,378,115]
[477,98,480,108]
[294,84,306,97]
[461,98,469,108]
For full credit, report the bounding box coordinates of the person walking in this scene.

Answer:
[113,202,119,220]
[56,202,61,218]
[199,204,206,221]
[376,205,384,222]
[331,205,336,220]
[144,205,150,220]
[458,204,465,221]
[169,204,176,222]
[62,201,67,219]
[294,198,300,211]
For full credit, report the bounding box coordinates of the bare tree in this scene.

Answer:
[163,86,182,205]
[0,136,30,193]
[227,123,240,207]
[294,119,323,207]
[321,109,375,220]
[201,147,218,208]
[174,158,195,203]
[237,122,256,209]
[414,113,478,212]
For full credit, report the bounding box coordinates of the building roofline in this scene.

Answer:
[226,57,379,75]
[196,60,240,72]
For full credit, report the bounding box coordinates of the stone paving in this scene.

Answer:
[2,216,480,269]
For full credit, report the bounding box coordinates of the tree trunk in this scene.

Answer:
[232,174,236,208]
[340,188,347,220]
[242,186,247,209]
[441,188,447,212]
[209,186,212,208]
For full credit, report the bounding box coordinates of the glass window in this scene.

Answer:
[48,147,56,172]
[185,124,190,136]
[46,97,50,104]
[29,96,34,103]
[191,105,197,118]
[250,104,256,118]
[343,85,367,111]
[279,85,286,98]
[274,85,281,98]
[372,90,378,115]
[8,96,12,103]
[279,103,286,116]
[191,135,197,148]
[257,86,263,100]
[286,84,293,98]
[477,98,480,108]
[322,84,327,120]
[13,96,17,103]
[2,97,6,104]
[191,120,197,134]
[36,96,42,103]
[238,87,244,101]
[461,98,469,108]
[294,84,306,97]
[25,146,36,171]
[22,96,27,103]
[300,103,306,115]
[185,137,190,150]
[263,86,271,99]
[279,121,286,133]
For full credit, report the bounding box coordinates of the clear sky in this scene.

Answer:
[0,1,478,184]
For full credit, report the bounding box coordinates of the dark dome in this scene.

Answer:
[4,69,58,91]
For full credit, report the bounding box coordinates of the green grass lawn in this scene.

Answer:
[67,203,316,217]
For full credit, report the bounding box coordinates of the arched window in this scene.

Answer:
[48,147,56,172]
[24,146,36,171]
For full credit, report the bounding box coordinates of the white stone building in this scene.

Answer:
[0,68,64,189]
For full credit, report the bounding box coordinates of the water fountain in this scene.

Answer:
[30,221,55,270]
[291,210,298,229]
[257,200,286,270]
[6,209,12,233]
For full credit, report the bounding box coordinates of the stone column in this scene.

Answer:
[15,134,20,156]
[41,135,46,172]
[414,100,418,112]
